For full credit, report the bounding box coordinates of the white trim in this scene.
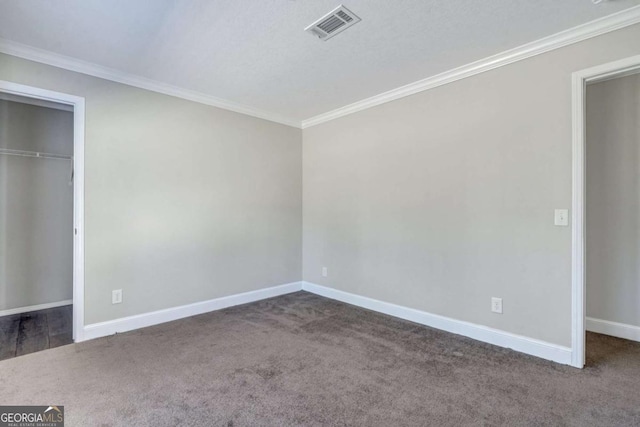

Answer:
[0,39,301,129]
[82,282,303,341]
[0,80,86,343]
[73,94,86,343]
[302,282,572,365]
[587,318,640,342]
[571,54,640,368]
[0,300,72,317]
[1,8,639,130]
[571,71,586,369]
[0,91,73,111]
[301,6,640,128]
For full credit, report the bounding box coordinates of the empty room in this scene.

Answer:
[0,1,639,426]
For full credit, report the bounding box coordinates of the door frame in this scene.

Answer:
[571,55,640,368]
[0,80,85,342]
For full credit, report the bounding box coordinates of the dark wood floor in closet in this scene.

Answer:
[0,305,73,361]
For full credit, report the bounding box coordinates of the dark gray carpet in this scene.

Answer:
[0,292,638,426]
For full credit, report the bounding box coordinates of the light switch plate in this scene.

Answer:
[554,209,569,226]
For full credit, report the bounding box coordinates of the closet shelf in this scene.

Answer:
[0,147,73,161]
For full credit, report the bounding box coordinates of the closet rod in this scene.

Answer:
[0,148,73,161]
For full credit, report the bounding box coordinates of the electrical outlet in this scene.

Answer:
[491,297,503,314]
[112,289,123,305]
[322,266,328,277]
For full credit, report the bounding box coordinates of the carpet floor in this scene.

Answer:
[0,291,638,426]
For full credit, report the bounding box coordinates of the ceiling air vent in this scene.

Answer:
[305,5,361,41]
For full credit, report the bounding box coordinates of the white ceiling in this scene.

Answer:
[0,0,639,123]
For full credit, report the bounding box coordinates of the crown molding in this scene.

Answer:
[2,6,639,131]
[0,39,302,128]
[301,5,640,129]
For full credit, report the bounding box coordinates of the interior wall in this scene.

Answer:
[302,23,640,347]
[586,73,640,328]
[0,99,73,311]
[1,23,638,345]
[0,53,303,325]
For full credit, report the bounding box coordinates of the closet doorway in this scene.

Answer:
[0,81,84,360]
[584,71,640,364]
[572,55,640,368]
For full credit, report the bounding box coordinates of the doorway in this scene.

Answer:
[0,81,85,359]
[572,55,640,368]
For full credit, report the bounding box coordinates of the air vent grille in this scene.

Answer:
[318,16,346,34]
[335,10,353,22]
[305,5,361,41]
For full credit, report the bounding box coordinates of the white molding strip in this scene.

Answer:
[301,6,640,128]
[1,7,639,131]
[82,282,303,341]
[302,282,572,365]
[0,91,73,111]
[587,317,640,343]
[0,39,301,129]
[0,299,72,317]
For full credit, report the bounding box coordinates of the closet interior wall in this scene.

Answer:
[586,73,640,335]
[0,97,74,313]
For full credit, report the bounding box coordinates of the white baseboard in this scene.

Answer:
[82,281,303,341]
[302,282,572,365]
[0,299,73,317]
[80,279,573,365]
[586,317,640,342]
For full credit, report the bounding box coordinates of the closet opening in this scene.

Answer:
[0,81,85,360]
[571,55,640,368]
[584,71,640,366]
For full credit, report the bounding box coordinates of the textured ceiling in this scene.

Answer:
[0,0,639,122]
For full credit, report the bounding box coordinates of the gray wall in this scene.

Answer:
[0,99,73,310]
[302,24,640,347]
[2,23,638,345]
[586,73,640,328]
[0,54,302,325]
